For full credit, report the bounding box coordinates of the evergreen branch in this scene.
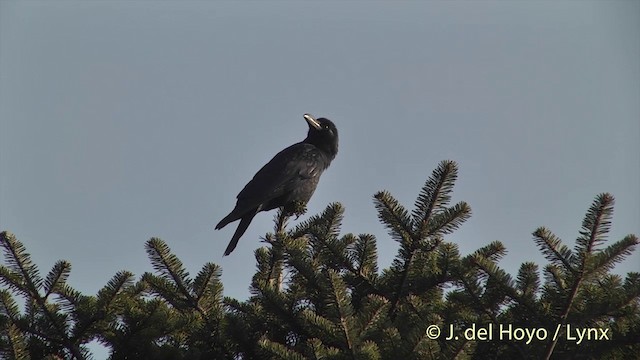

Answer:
[470,255,519,308]
[356,340,381,359]
[56,283,85,315]
[623,272,640,298]
[435,242,459,284]
[144,238,194,305]
[533,227,574,273]
[274,208,290,235]
[261,213,288,292]
[267,237,286,292]
[353,234,379,278]
[0,232,43,295]
[283,240,325,298]
[192,263,225,328]
[409,327,437,359]
[1,233,85,359]
[325,269,356,352]
[373,191,415,247]
[44,260,71,299]
[422,201,471,238]
[381,327,403,358]
[386,254,417,321]
[253,247,276,290]
[452,270,498,323]
[464,270,529,358]
[471,255,515,289]
[141,272,191,310]
[223,296,248,314]
[574,193,614,267]
[38,284,88,360]
[96,270,134,311]
[307,337,341,358]
[3,323,29,360]
[43,260,72,299]
[587,235,638,278]
[67,295,98,343]
[259,336,306,360]
[515,262,540,298]
[313,233,382,301]
[543,274,584,360]
[289,203,343,240]
[588,275,626,315]
[442,336,472,360]
[314,232,351,271]
[386,226,443,319]
[256,284,314,351]
[0,290,20,322]
[56,289,96,350]
[618,272,640,311]
[543,264,567,293]
[193,263,223,304]
[464,241,507,265]
[311,203,344,242]
[0,290,29,360]
[544,194,619,360]
[413,160,458,225]
[0,266,25,296]
[356,295,389,339]
[289,215,322,238]
[300,309,338,343]
[374,191,421,320]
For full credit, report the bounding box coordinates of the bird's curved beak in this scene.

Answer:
[304,113,321,130]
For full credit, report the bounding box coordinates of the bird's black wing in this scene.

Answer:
[233,142,325,213]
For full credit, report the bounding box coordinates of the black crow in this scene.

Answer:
[215,113,339,256]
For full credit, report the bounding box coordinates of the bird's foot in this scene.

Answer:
[285,201,307,219]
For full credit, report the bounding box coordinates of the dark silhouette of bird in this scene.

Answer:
[215,113,339,256]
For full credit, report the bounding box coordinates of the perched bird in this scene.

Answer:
[215,113,339,256]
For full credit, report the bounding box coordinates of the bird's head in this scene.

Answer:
[303,113,339,160]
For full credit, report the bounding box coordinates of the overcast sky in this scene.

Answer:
[1,1,639,356]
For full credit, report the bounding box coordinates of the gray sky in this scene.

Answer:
[1,1,639,356]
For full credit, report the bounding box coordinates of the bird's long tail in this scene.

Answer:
[215,212,237,230]
[224,211,257,256]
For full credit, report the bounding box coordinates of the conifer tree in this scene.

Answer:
[1,160,638,359]
[0,232,134,359]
